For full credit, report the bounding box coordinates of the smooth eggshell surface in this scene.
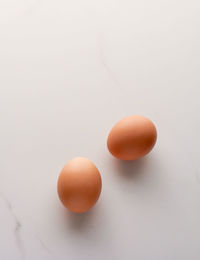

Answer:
[57,157,102,213]
[107,115,157,160]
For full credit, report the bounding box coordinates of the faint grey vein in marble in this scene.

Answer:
[36,236,54,257]
[0,193,24,259]
[98,33,121,88]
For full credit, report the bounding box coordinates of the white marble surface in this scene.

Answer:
[0,0,200,259]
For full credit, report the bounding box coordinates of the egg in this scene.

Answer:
[107,115,157,160]
[57,157,102,213]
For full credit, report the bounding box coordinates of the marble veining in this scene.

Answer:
[0,192,53,259]
[37,236,53,257]
[0,193,24,258]
[98,33,121,88]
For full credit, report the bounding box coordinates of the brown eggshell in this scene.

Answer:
[107,115,157,160]
[57,157,102,213]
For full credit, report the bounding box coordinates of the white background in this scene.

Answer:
[0,0,200,259]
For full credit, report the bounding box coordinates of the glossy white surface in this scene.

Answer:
[0,0,200,259]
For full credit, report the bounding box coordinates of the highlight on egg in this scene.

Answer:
[107,115,157,161]
[57,157,102,213]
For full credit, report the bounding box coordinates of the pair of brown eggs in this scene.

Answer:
[57,115,157,213]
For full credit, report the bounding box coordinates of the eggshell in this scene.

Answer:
[57,157,102,213]
[107,115,157,160]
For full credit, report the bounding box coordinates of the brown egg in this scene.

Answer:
[107,115,157,160]
[57,157,102,213]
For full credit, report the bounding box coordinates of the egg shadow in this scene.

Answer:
[109,153,168,202]
[64,204,101,232]
[110,154,164,192]
[59,201,112,249]
[112,156,150,181]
